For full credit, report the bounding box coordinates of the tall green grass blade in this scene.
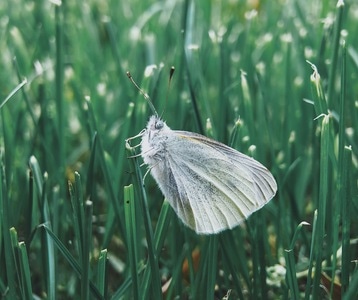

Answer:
[123,184,139,300]
[18,241,33,300]
[0,161,17,299]
[82,200,93,300]
[28,156,44,198]
[327,1,345,108]
[9,228,21,296]
[284,249,298,298]
[193,237,212,299]
[305,210,318,300]
[240,71,254,138]
[54,1,65,196]
[85,132,97,201]
[9,228,22,286]
[69,179,83,262]
[335,40,349,295]
[153,200,172,253]
[183,0,204,134]
[206,236,218,300]
[29,156,56,299]
[312,114,331,299]
[125,142,162,300]
[96,249,108,298]
[70,172,93,299]
[340,146,352,293]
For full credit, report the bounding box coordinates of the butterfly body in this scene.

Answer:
[140,115,277,234]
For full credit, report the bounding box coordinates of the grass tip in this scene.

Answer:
[49,0,62,6]
[337,0,344,8]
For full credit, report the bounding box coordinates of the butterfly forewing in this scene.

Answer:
[150,130,277,234]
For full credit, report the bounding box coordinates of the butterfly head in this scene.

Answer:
[145,115,170,142]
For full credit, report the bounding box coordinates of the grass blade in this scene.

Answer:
[310,114,331,299]
[28,156,57,300]
[0,78,27,110]
[305,210,318,300]
[125,141,162,300]
[327,1,345,107]
[284,222,310,298]
[340,146,352,293]
[18,241,33,299]
[0,160,17,299]
[82,200,93,300]
[124,184,139,300]
[96,249,108,298]
[140,199,173,295]
[206,236,218,300]
[54,1,65,197]
[336,40,351,295]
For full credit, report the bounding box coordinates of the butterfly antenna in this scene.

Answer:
[161,66,175,118]
[126,71,158,117]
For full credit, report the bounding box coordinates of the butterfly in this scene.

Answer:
[126,70,277,234]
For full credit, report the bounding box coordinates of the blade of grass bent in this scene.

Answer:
[284,222,310,298]
[0,78,27,110]
[40,224,104,300]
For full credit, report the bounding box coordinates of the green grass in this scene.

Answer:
[1,0,357,299]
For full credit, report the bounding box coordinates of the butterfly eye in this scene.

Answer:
[155,121,164,130]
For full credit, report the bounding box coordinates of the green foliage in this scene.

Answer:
[0,0,357,299]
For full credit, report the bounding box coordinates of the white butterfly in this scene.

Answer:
[126,71,277,235]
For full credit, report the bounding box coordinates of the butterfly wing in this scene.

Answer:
[150,130,277,234]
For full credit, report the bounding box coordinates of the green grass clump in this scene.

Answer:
[1,0,357,299]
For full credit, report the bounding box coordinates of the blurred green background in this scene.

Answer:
[0,0,357,299]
